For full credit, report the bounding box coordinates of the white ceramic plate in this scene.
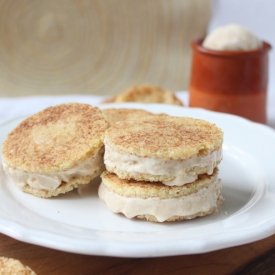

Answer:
[1,103,275,257]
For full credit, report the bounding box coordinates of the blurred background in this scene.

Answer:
[0,0,211,97]
[0,0,274,101]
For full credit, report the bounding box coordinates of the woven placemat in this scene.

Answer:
[0,0,211,97]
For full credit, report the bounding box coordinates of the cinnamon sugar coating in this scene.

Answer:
[104,116,223,159]
[2,103,109,173]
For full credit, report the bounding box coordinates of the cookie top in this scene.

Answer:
[0,257,36,275]
[101,84,183,106]
[2,103,109,173]
[102,108,157,126]
[104,116,223,159]
[101,168,218,199]
[116,84,183,106]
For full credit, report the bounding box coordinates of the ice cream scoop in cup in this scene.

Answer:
[189,24,271,124]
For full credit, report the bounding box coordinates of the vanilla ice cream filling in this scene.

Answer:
[203,24,263,51]
[2,147,104,191]
[104,144,222,186]
[99,178,222,222]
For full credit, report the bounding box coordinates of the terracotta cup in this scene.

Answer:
[189,38,272,123]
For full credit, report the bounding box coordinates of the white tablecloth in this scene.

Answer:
[0,92,274,129]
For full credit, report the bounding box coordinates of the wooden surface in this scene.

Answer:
[1,233,275,274]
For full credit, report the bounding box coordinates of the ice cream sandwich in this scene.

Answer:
[2,103,109,198]
[104,116,223,186]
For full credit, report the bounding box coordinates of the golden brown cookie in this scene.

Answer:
[101,84,183,106]
[0,257,37,275]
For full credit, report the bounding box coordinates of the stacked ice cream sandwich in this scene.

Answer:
[99,115,224,222]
